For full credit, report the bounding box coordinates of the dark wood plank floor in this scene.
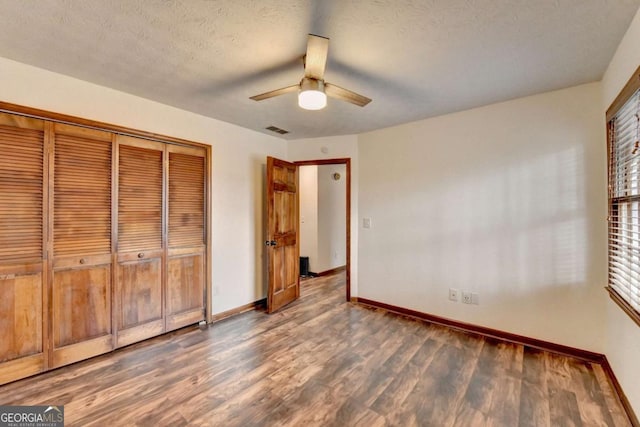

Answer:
[0,273,631,426]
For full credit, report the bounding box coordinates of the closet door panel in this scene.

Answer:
[116,257,163,347]
[115,136,164,347]
[0,113,46,384]
[0,267,44,384]
[166,145,206,331]
[52,264,111,347]
[51,123,113,368]
[167,250,204,330]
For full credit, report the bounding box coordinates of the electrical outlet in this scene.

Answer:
[363,218,372,229]
[471,293,479,305]
[449,288,459,302]
[462,291,472,304]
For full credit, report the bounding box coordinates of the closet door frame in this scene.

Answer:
[0,101,214,378]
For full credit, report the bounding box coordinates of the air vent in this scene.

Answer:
[265,126,289,135]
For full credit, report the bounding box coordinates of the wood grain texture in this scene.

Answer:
[0,119,44,262]
[165,251,204,319]
[355,297,606,363]
[0,272,43,362]
[117,142,163,252]
[267,156,300,313]
[166,147,206,331]
[115,137,164,347]
[117,259,162,330]
[168,149,205,249]
[52,266,111,349]
[53,127,112,256]
[51,124,114,368]
[0,113,46,382]
[0,272,631,426]
[0,105,211,385]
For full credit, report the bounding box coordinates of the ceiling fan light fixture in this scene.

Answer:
[298,78,326,110]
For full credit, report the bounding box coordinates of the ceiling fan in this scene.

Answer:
[250,34,372,110]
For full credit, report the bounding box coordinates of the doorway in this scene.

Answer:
[295,159,351,301]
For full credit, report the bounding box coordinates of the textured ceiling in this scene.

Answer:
[0,0,638,139]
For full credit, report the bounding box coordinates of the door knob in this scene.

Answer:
[264,240,277,246]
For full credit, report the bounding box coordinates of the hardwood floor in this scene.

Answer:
[0,272,631,426]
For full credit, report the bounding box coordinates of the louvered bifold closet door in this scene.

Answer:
[0,113,47,385]
[166,145,206,331]
[115,136,164,347]
[51,123,113,368]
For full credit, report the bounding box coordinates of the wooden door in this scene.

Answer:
[0,113,47,384]
[166,145,206,331]
[266,157,300,313]
[114,136,164,347]
[50,123,113,368]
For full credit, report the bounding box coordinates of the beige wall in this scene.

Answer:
[0,56,287,315]
[357,82,606,352]
[602,6,640,415]
[317,164,347,272]
[299,165,319,272]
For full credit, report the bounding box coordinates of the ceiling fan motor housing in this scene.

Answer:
[300,77,324,92]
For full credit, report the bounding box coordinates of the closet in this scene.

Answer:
[0,108,209,384]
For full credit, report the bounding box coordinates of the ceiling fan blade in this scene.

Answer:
[325,83,372,107]
[250,84,299,101]
[304,34,329,80]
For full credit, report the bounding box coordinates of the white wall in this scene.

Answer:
[602,6,640,415]
[288,135,359,295]
[0,57,287,315]
[358,82,607,352]
[299,165,319,272]
[317,164,347,272]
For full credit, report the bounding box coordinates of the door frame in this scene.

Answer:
[294,158,351,301]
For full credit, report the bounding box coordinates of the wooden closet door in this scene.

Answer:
[0,113,47,385]
[115,136,164,347]
[51,123,113,368]
[166,145,206,331]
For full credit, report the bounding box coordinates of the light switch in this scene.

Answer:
[363,218,372,229]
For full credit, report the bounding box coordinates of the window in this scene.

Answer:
[607,65,640,326]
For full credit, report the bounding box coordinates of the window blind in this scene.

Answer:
[609,85,640,320]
